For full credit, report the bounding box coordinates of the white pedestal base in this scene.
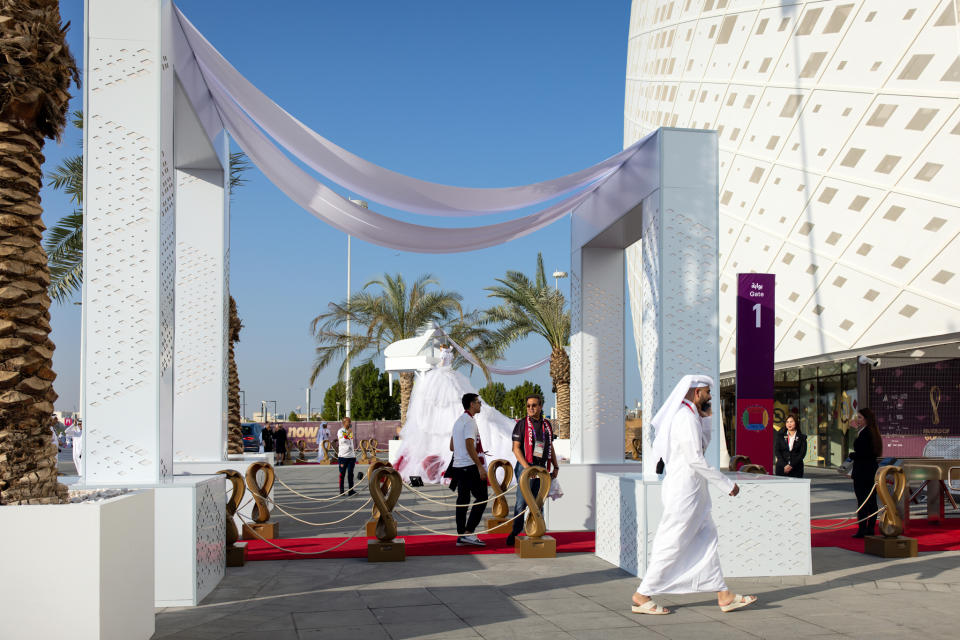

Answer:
[154,475,225,606]
[543,462,643,531]
[0,491,155,640]
[596,471,811,577]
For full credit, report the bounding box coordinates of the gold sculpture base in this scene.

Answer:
[365,519,379,537]
[226,542,248,567]
[516,535,556,558]
[242,521,279,541]
[864,535,918,558]
[368,538,406,562]
[486,518,511,534]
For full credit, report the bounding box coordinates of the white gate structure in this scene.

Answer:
[80,0,805,614]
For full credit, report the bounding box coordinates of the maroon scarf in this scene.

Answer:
[524,416,553,470]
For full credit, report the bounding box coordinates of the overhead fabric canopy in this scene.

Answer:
[171,6,646,252]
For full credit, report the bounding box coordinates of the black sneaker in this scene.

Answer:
[348,489,356,496]
[505,534,515,547]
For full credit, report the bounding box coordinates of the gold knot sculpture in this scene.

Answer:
[217,469,245,545]
[321,439,338,464]
[359,438,378,463]
[631,438,642,461]
[729,454,751,471]
[519,466,551,539]
[245,461,274,524]
[487,459,514,519]
[876,465,908,538]
[369,465,402,541]
[739,463,767,474]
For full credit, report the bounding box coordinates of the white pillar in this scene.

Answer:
[83,0,175,484]
[639,131,721,479]
[172,162,229,461]
[569,248,625,464]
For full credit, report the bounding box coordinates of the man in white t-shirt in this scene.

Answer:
[449,393,489,547]
[337,417,357,495]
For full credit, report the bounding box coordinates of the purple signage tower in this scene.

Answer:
[735,273,775,472]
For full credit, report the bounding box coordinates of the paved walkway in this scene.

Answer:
[152,463,960,639]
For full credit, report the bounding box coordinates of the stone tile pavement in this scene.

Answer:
[154,545,960,640]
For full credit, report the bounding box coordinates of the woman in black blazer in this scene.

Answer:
[774,415,806,477]
[850,407,882,538]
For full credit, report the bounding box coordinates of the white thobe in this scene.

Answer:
[638,401,735,595]
[64,425,83,475]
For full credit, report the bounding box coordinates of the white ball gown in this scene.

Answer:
[395,347,516,483]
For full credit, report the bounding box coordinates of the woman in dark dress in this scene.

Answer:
[774,415,807,477]
[850,408,882,538]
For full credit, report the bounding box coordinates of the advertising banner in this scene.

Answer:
[735,273,775,472]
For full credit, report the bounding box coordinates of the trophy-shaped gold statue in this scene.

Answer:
[321,439,339,465]
[365,459,392,536]
[515,466,556,558]
[367,465,405,562]
[241,461,279,540]
[486,459,514,534]
[865,465,917,558]
[217,469,248,566]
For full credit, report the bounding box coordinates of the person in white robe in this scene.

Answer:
[64,421,83,476]
[631,375,757,615]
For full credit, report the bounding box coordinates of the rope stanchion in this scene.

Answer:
[266,495,373,526]
[235,511,368,556]
[809,484,884,530]
[273,475,355,502]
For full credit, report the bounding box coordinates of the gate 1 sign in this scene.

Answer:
[735,273,775,472]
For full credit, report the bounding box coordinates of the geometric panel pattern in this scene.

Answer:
[195,479,225,603]
[625,0,960,372]
[174,240,220,397]
[595,472,811,577]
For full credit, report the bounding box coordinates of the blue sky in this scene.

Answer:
[45,0,642,417]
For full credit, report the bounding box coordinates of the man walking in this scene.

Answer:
[449,393,488,547]
[631,375,757,615]
[317,422,330,461]
[505,394,558,547]
[337,417,357,495]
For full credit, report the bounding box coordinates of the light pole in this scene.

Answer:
[346,199,367,420]
[239,390,246,421]
[260,400,266,423]
[268,400,278,422]
[336,401,341,421]
[553,270,568,291]
[305,387,311,421]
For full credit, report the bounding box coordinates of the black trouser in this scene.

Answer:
[338,456,356,493]
[853,469,878,535]
[775,461,804,478]
[454,466,488,535]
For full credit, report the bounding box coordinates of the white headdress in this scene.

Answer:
[649,374,714,469]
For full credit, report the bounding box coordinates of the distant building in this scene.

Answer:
[624,1,960,464]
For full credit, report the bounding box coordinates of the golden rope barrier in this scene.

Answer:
[865,466,917,557]
[486,459,514,534]
[321,439,339,464]
[368,465,405,561]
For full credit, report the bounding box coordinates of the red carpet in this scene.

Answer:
[245,531,595,561]
[811,517,960,553]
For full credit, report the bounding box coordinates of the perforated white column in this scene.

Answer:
[173,164,229,461]
[83,0,174,484]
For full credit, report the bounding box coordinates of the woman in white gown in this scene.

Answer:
[395,345,516,484]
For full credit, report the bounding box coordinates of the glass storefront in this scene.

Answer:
[722,357,860,468]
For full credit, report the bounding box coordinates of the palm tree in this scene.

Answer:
[226,297,244,454]
[0,1,78,505]
[310,273,481,426]
[43,117,250,303]
[484,253,571,437]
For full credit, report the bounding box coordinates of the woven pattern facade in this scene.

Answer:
[624,0,960,371]
[194,479,226,602]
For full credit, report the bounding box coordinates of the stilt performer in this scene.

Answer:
[631,374,757,615]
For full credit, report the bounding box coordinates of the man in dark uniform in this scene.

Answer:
[262,423,275,453]
[506,394,559,547]
[274,423,288,465]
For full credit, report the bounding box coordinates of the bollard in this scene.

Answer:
[865,465,917,558]
[217,469,248,566]
[516,466,556,558]
[486,459,514,534]
[241,461,279,540]
[367,466,405,562]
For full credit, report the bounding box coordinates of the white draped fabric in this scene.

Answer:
[174,6,640,217]
[169,7,648,253]
[433,325,550,376]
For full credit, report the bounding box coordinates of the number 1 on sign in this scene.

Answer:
[753,303,761,328]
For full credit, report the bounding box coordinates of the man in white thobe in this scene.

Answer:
[317,422,330,460]
[64,420,83,476]
[631,375,757,615]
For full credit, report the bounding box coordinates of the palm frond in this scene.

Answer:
[44,211,83,303]
[46,154,83,203]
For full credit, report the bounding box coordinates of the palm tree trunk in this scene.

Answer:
[226,297,244,454]
[0,121,65,505]
[398,371,415,429]
[549,347,571,438]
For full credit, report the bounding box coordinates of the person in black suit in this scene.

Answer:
[774,415,806,477]
[850,407,882,538]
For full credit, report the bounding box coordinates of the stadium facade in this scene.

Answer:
[624,0,960,466]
